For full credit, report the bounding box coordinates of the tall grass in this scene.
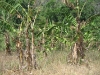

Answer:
[0,50,100,75]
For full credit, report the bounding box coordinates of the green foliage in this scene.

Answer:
[0,0,100,52]
[0,34,5,51]
[84,16,100,41]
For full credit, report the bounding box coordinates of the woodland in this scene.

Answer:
[0,0,100,75]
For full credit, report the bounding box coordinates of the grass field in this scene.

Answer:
[0,50,100,75]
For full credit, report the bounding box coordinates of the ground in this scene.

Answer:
[0,50,100,75]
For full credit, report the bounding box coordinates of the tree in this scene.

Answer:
[0,0,39,70]
[0,7,15,55]
[40,0,100,64]
[64,0,100,64]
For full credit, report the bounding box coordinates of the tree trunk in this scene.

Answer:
[4,32,11,55]
[30,12,38,69]
[69,0,86,64]
[31,30,37,69]
[16,37,24,70]
[25,30,32,71]
[71,18,85,64]
[42,32,47,57]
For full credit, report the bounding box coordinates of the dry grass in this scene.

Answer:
[0,50,100,75]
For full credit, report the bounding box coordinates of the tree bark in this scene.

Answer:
[71,18,85,64]
[68,0,86,64]
[4,32,11,55]
[16,37,24,70]
[25,30,32,71]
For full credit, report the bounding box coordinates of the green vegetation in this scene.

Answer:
[0,0,100,74]
[0,0,99,51]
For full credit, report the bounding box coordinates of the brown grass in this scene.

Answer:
[0,50,100,75]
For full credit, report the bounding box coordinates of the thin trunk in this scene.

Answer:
[16,37,24,70]
[4,32,11,55]
[25,30,32,71]
[31,11,38,69]
[24,4,33,71]
[31,30,37,69]
[42,32,47,57]
[60,27,63,51]
[15,23,24,70]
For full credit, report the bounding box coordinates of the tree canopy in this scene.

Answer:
[0,0,100,51]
